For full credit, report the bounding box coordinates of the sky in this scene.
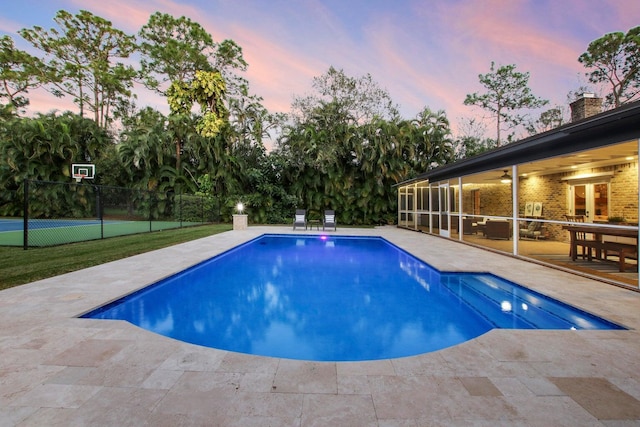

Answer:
[1,0,639,139]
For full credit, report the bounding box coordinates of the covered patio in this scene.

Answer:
[398,97,640,288]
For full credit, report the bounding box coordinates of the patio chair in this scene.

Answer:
[484,220,510,240]
[462,217,478,235]
[519,221,543,239]
[565,215,600,260]
[323,210,337,231]
[293,209,307,230]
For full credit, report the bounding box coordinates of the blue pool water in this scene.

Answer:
[82,234,624,361]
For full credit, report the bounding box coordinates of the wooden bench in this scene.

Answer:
[603,242,638,272]
[572,238,605,261]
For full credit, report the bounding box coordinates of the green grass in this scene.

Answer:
[0,224,232,290]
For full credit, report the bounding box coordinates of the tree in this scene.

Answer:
[138,13,247,174]
[117,107,178,192]
[19,10,137,128]
[227,84,280,149]
[0,35,45,111]
[407,108,455,170]
[167,70,228,138]
[277,87,454,224]
[138,12,246,94]
[276,67,459,225]
[453,117,495,159]
[291,66,399,125]
[526,106,564,135]
[578,26,640,108]
[277,100,355,213]
[454,135,497,159]
[280,68,401,222]
[464,62,548,146]
[243,151,298,223]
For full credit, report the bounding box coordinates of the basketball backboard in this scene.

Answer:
[71,163,95,182]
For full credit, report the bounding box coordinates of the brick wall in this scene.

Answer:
[519,175,566,240]
[462,183,512,217]
[610,162,639,223]
[461,161,638,241]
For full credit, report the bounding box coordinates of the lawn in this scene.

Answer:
[0,224,232,290]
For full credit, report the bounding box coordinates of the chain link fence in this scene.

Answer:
[15,179,220,248]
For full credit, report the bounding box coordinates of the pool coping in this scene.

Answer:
[3,225,640,425]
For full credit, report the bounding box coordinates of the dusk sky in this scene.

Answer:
[1,0,639,138]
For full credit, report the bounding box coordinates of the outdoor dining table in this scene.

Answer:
[562,224,639,271]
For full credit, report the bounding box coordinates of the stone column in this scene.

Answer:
[232,214,248,230]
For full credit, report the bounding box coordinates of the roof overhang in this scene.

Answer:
[397,100,640,186]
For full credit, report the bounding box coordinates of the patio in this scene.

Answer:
[457,230,639,287]
[2,226,640,425]
[398,98,640,291]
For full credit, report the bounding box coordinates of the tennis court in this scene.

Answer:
[0,217,200,247]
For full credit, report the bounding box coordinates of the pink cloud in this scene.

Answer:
[559,0,640,34]
[0,17,22,34]
[431,1,579,71]
[398,0,624,134]
[213,23,324,113]
[66,0,203,32]
[21,90,80,117]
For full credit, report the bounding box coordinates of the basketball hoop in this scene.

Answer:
[71,164,95,183]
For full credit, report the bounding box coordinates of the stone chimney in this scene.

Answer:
[569,93,602,122]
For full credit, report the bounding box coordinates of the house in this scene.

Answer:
[396,95,640,288]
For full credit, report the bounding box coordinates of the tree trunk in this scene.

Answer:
[175,139,181,175]
[496,106,502,147]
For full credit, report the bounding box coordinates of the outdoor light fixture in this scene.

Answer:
[236,202,244,214]
[499,170,512,184]
[501,301,512,312]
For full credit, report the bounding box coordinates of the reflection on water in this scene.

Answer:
[87,235,493,360]
[84,235,621,361]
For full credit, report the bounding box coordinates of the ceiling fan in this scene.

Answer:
[499,170,512,183]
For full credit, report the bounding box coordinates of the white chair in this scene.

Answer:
[323,210,337,231]
[293,209,307,230]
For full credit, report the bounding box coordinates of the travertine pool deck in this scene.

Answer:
[3,226,640,426]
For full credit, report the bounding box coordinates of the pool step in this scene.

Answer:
[441,274,578,330]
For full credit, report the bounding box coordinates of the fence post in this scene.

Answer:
[149,190,152,232]
[23,179,29,250]
[217,196,221,223]
[96,185,104,240]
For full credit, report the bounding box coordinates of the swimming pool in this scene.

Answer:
[82,234,624,361]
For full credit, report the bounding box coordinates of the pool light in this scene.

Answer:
[500,301,512,312]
